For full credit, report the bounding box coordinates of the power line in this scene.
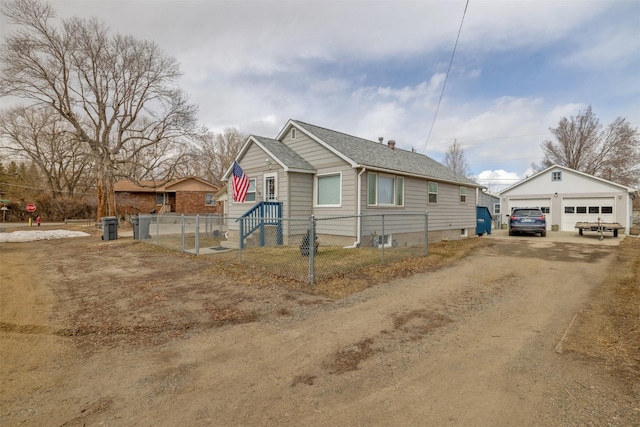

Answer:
[421,0,469,154]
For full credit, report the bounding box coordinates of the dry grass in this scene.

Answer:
[563,237,640,387]
[213,238,491,299]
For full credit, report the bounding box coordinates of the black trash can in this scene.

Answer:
[101,216,118,241]
[131,216,140,240]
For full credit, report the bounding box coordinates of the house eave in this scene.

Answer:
[357,164,482,188]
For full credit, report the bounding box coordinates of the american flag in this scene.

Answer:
[232,161,250,202]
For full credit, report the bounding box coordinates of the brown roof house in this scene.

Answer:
[115,177,222,216]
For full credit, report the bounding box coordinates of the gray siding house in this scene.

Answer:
[222,120,482,244]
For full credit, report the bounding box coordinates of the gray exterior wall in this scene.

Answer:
[229,124,480,242]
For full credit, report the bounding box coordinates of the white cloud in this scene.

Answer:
[476,169,522,193]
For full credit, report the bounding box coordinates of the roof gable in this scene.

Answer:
[115,177,218,193]
[499,164,636,195]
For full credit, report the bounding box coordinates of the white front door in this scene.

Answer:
[264,173,277,201]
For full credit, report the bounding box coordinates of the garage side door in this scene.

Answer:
[560,197,615,231]
[507,198,552,230]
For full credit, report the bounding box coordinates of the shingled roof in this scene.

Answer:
[251,135,315,172]
[292,120,480,187]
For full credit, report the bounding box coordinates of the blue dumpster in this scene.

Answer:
[476,206,493,236]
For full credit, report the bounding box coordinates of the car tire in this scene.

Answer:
[508,229,513,236]
[541,231,546,237]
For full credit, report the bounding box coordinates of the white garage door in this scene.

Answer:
[507,198,552,230]
[560,197,615,231]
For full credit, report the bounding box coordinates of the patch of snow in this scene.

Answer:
[0,230,91,243]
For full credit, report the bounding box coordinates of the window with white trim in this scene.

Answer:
[494,203,501,215]
[245,179,256,202]
[291,128,296,139]
[156,193,164,205]
[205,193,216,206]
[316,173,341,206]
[428,182,438,204]
[367,172,404,206]
[459,186,467,203]
[552,171,562,181]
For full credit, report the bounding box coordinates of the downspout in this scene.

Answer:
[344,167,366,248]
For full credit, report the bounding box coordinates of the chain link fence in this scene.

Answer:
[135,213,429,285]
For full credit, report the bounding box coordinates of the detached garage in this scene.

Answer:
[499,165,637,234]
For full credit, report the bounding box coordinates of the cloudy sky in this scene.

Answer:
[1,0,639,191]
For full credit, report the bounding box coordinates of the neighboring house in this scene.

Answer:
[114,177,221,216]
[479,190,501,229]
[222,119,482,244]
[499,165,637,234]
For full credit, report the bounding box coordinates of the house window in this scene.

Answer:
[576,206,587,214]
[368,172,404,206]
[291,128,296,140]
[264,173,277,201]
[601,206,613,214]
[205,193,216,206]
[589,206,599,214]
[461,228,468,237]
[494,204,501,215]
[395,177,404,206]
[374,234,394,248]
[316,173,341,206]
[428,182,438,204]
[156,193,164,205]
[368,173,377,205]
[552,171,562,181]
[245,179,257,202]
[460,186,467,203]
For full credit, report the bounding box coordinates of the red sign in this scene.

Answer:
[26,203,36,212]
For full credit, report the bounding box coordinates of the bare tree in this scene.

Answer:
[533,106,640,187]
[0,106,92,197]
[0,0,198,219]
[189,127,246,185]
[443,139,472,178]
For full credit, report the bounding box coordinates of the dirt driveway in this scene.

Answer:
[1,227,638,426]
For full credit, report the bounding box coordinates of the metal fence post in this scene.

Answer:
[309,215,316,286]
[155,215,160,245]
[381,214,385,263]
[238,218,243,262]
[181,215,185,253]
[195,214,200,256]
[425,211,429,255]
